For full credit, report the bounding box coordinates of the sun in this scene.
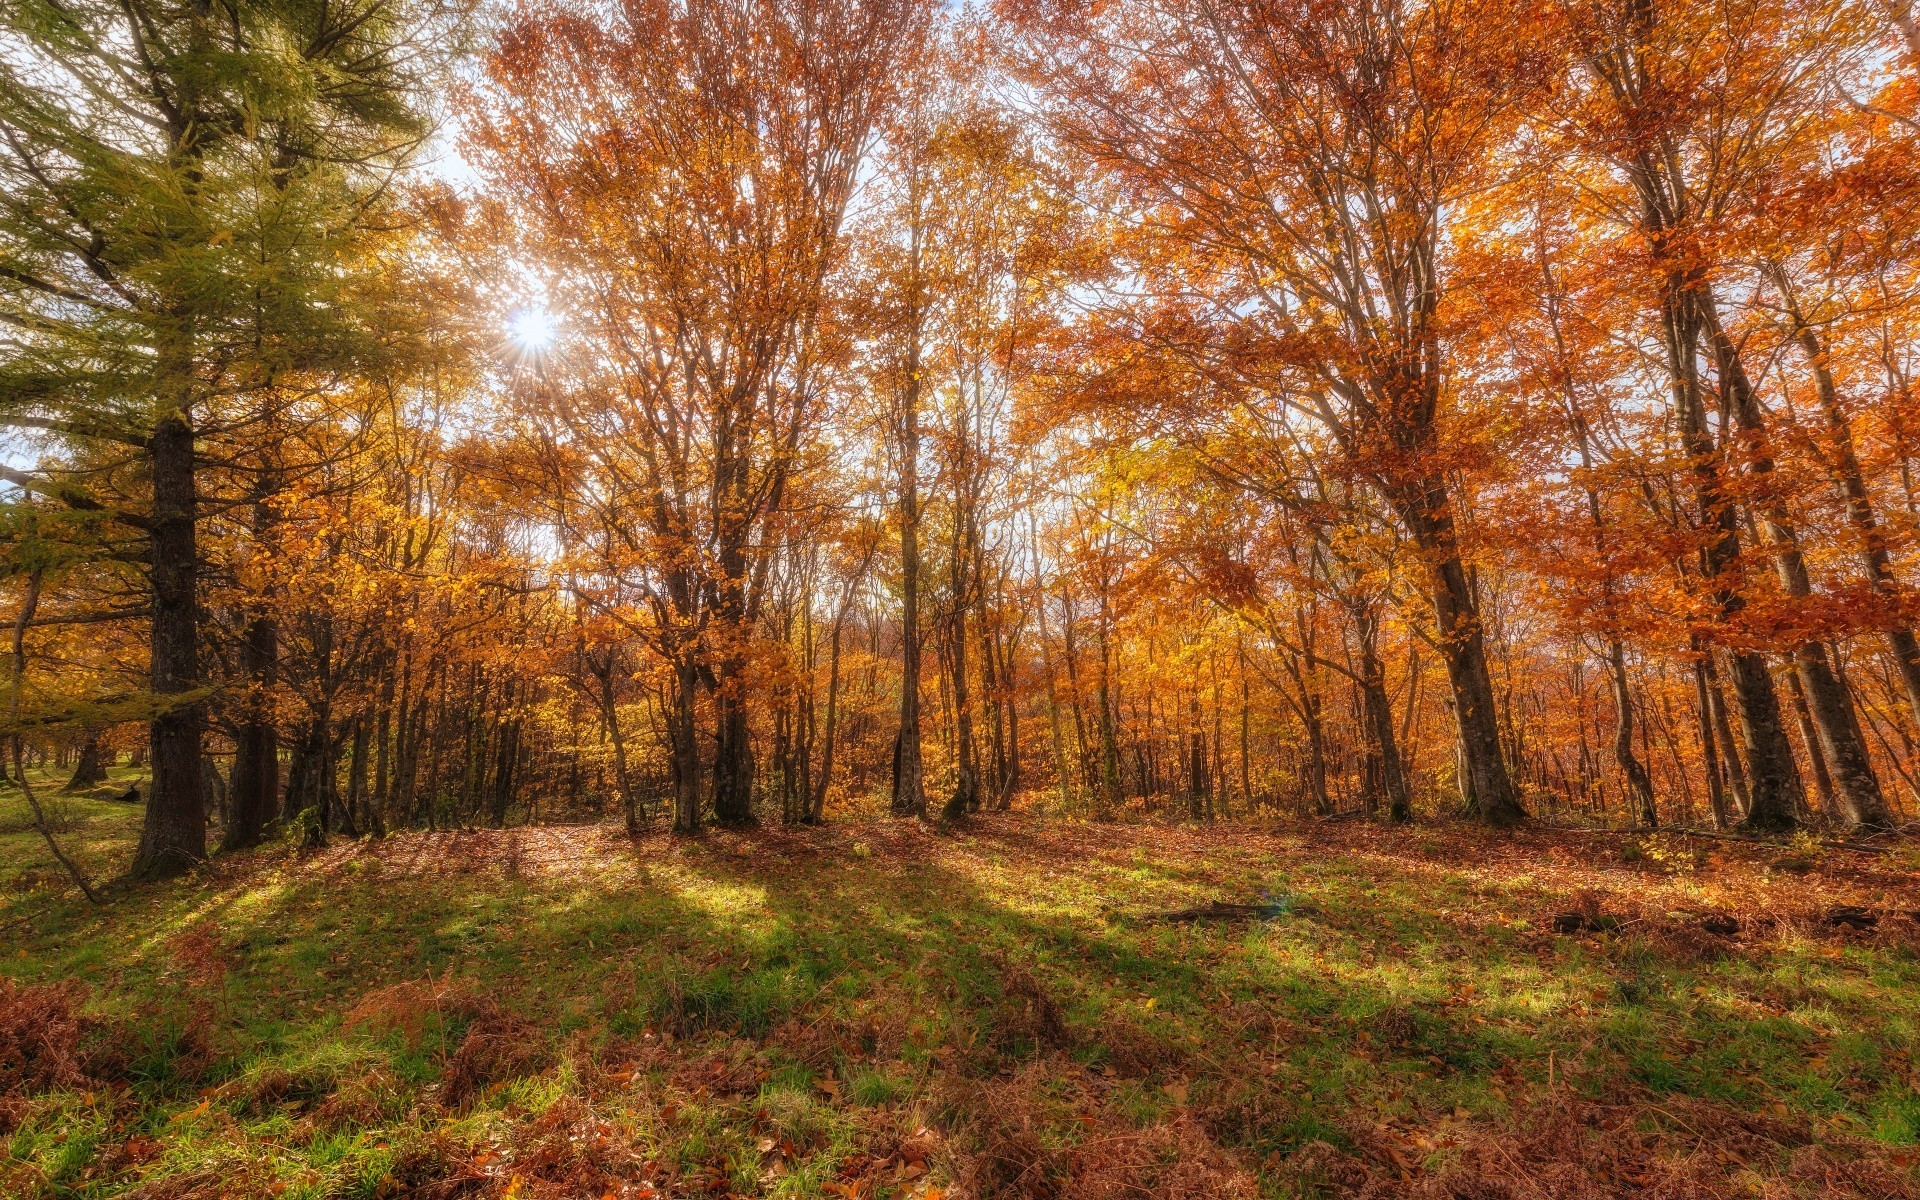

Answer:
[508,306,557,354]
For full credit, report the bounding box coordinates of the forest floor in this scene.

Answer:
[5,783,1920,1199]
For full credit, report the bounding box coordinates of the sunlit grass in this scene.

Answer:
[2,792,1919,1196]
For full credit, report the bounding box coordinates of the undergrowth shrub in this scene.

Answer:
[0,978,88,1097]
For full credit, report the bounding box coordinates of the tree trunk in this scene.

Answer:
[1705,295,1891,828]
[1607,641,1658,828]
[1186,692,1209,820]
[1035,584,1076,809]
[63,728,108,792]
[345,715,369,836]
[1421,527,1525,825]
[595,657,641,833]
[1654,281,1802,832]
[1785,667,1834,817]
[670,658,702,833]
[133,411,206,879]
[811,607,847,823]
[222,608,278,851]
[943,603,979,821]
[893,431,927,817]
[1772,264,1920,734]
[1354,603,1411,823]
[711,686,755,824]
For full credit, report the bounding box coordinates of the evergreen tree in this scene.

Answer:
[0,0,456,876]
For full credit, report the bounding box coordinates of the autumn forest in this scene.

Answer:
[8,0,1920,1194]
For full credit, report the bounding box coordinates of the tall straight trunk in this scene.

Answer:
[224,472,279,849]
[595,659,641,833]
[1652,279,1803,831]
[793,592,815,824]
[670,658,702,832]
[1186,692,1209,820]
[1555,321,1659,828]
[134,411,206,878]
[1785,668,1835,817]
[223,609,278,851]
[892,441,927,816]
[1772,265,1920,731]
[489,716,519,828]
[1702,650,1750,817]
[943,603,979,820]
[1353,602,1411,822]
[711,687,755,824]
[892,220,928,819]
[811,603,849,823]
[370,655,393,837]
[981,613,1008,808]
[1388,477,1525,824]
[1705,293,1891,828]
[345,715,369,836]
[1238,636,1253,811]
[1093,585,1122,816]
[1061,591,1095,803]
[995,622,1020,810]
[1035,586,1076,808]
[391,654,417,827]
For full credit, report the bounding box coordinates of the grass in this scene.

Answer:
[2,779,1919,1198]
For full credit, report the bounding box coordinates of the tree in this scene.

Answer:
[0,0,454,874]
[468,0,928,831]
[1009,0,1546,823]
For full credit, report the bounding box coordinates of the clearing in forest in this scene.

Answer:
[4,794,1920,1198]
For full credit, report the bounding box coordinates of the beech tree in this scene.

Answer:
[467,0,928,831]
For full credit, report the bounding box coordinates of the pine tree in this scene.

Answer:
[0,0,455,876]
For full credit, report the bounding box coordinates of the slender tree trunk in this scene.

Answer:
[1238,636,1253,812]
[996,622,1020,810]
[223,610,278,851]
[1653,280,1802,831]
[1354,603,1411,823]
[1785,668,1834,818]
[1186,691,1209,820]
[346,715,369,837]
[1607,642,1658,828]
[1094,584,1122,816]
[893,424,927,817]
[943,602,979,820]
[892,212,928,820]
[596,659,641,833]
[671,658,702,833]
[1705,295,1891,828]
[1035,586,1075,808]
[811,604,848,823]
